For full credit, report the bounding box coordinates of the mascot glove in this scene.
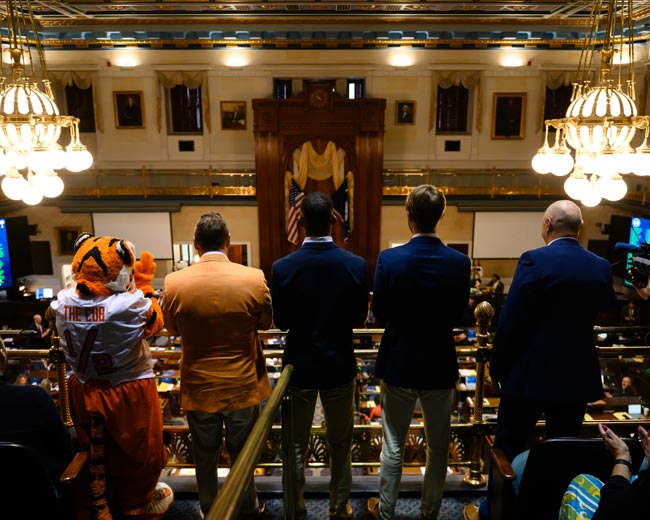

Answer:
[134,250,156,293]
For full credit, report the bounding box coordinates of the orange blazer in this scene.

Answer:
[162,254,272,413]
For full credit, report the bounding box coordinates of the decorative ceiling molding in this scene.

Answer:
[0,1,640,50]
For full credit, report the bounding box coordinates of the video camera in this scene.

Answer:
[616,242,650,288]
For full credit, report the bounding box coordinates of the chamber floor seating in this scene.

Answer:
[490,437,645,520]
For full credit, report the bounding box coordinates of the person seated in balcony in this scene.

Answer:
[558,424,650,520]
[0,337,73,482]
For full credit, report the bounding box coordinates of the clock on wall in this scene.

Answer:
[306,82,333,111]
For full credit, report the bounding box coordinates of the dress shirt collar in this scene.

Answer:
[200,250,228,258]
[303,236,334,244]
[412,233,438,238]
[547,236,579,246]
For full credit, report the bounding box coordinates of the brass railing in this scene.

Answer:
[208,364,294,520]
[42,166,650,203]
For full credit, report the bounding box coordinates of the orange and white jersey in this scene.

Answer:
[51,288,154,385]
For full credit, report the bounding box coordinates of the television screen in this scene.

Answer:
[0,218,13,290]
[624,217,650,287]
[35,288,54,299]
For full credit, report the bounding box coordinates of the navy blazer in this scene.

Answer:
[491,238,617,403]
[372,236,471,389]
[271,241,368,389]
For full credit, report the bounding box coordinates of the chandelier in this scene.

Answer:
[531,0,650,207]
[0,0,93,205]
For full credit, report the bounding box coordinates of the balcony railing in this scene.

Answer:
[48,166,650,202]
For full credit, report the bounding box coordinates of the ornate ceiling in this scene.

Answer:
[9,1,650,50]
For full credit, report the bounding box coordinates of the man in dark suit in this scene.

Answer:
[367,185,470,520]
[272,191,367,520]
[465,200,617,520]
[25,313,51,349]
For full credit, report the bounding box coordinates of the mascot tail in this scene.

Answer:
[90,413,113,520]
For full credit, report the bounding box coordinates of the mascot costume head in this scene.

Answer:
[71,233,162,335]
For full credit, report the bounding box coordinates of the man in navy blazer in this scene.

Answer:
[367,185,470,520]
[271,191,368,520]
[467,200,617,520]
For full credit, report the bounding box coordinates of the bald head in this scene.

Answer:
[542,200,583,244]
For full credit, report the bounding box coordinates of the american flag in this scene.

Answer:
[287,179,305,244]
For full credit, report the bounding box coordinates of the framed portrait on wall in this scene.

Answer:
[395,100,415,125]
[114,91,145,129]
[221,101,247,130]
[56,227,81,256]
[491,93,526,139]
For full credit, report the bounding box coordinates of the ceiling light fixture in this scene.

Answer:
[531,0,650,207]
[0,0,93,205]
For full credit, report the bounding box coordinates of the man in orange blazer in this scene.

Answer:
[162,212,272,518]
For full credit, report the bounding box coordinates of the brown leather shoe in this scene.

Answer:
[367,497,380,520]
[464,504,479,520]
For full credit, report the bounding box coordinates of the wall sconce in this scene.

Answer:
[501,54,528,68]
[225,55,248,70]
[389,53,414,70]
[113,55,140,69]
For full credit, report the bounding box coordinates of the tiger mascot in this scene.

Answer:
[51,234,173,520]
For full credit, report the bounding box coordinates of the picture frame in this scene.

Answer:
[395,100,416,125]
[221,101,247,130]
[492,93,526,139]
[56,227,81,256]
[113,91,145,129]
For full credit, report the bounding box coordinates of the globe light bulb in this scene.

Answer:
[549,151,575,176]
[34,171,64,198]
[1,174,27,200]
[581,179,602,207]
[21,177,44,205]
[531,148,552,174]
[596,175,628,201]
[564,174,590,200]
[65,145,93,172]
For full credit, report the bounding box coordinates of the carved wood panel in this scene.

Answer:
[253,94,385,280]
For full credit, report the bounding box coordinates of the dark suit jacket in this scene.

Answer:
[490,238,617,403]
[271,241,368,389]
[372,236,471,389]
[0,377,72,481]
[24,323,50,349]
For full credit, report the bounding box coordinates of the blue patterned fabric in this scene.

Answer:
[559,473,604,520]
